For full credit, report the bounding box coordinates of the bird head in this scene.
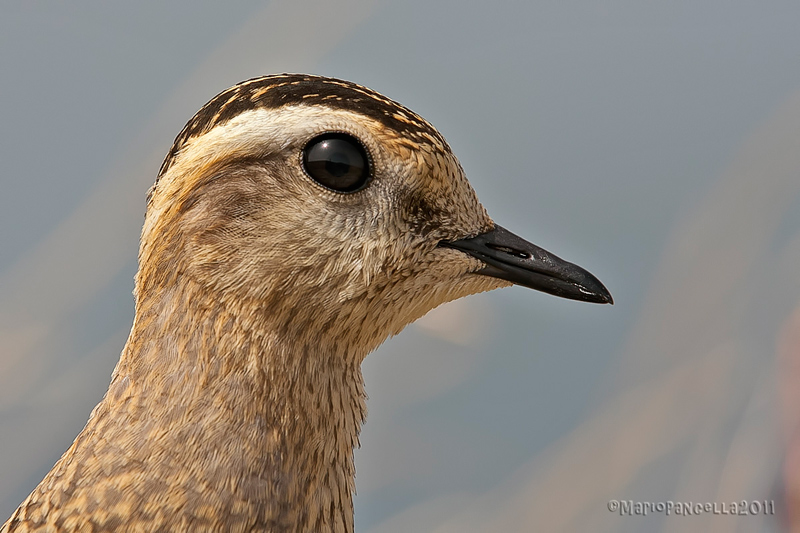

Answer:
[138,74,611,357]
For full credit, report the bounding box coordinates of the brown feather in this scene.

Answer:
[2,75,505,533]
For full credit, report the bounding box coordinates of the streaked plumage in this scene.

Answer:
[2,74,610,533]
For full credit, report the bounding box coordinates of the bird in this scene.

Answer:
[2,74,612,533]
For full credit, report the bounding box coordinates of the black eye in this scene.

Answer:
[302,133,371,192]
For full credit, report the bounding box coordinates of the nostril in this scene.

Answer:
[486,243,530,259]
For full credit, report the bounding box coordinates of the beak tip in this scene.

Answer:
[577,281,613,305]
[581,275,613,305]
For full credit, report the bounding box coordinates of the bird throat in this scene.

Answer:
[45,277,368,532]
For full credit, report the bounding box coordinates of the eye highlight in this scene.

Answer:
[302,133,371,193]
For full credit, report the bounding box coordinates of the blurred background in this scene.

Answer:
[2,1,800,531]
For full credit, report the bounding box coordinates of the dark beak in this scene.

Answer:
[439,225,613,304]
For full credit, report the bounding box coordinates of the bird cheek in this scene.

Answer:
[431,249,510,296]
[433,247,485,276]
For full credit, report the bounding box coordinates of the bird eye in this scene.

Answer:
[302,133,371,193]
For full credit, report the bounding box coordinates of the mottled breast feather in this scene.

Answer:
[156,73,448,181]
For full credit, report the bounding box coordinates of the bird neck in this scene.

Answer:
[69,276,366,532]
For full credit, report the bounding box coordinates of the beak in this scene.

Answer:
[439,225,613,304]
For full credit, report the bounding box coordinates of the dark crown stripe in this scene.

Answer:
[156,74,447,180]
